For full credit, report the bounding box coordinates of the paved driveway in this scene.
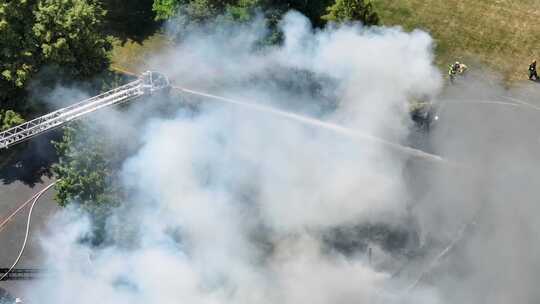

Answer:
[0,137,60,300]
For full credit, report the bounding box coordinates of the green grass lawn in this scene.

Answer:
[373,0,540,81]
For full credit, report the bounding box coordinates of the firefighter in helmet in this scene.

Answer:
[449,61,468,82]
[529,60,538,80]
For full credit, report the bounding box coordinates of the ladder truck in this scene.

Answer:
[0,71,169,150]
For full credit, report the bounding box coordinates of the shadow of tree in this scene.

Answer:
[101,0,162,43]
[0,131,60,187]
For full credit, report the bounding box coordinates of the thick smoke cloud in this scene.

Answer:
[16,9,540,304]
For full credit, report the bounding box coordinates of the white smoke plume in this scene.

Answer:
[16,10,540,304]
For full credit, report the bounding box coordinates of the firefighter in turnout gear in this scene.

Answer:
[448,61,468,83]
[529,60,538,80]
[410,101,436,132]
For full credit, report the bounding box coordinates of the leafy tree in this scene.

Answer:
[0,1,37,102]
[33,0,112,80]
[322,0,379,25]
[151,0,382,31]
[153,0,260,23]
[152,0,180,20]
[0,110,25,131]
[0,0,112,109]
[53,123,123,218]
[152,0,268,44]
[226,0,261,22]
[151,0,380,45]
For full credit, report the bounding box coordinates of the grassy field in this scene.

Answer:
[373,0,540,81]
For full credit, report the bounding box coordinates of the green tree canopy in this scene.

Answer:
[0,0,112,108]
[153,0,260,23]
[53,123,122,217]
[322,0,379,25]
[151,0,337,45]
[152,0,334,25]
[0,1,37,99]
[152,0,179,20]
[0,110,25,131]
[151,0,379,42]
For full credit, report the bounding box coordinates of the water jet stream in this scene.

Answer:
[501,96,540,111]
[172,86,447,164]
[441,99,540,111]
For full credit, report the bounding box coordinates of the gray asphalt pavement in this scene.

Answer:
[0,136,60,301]
[0,177,59,299]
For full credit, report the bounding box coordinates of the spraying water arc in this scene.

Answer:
[172,86,447,164]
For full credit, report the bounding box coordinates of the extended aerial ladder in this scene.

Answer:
[0,71,169,150]
[0,268,41,281]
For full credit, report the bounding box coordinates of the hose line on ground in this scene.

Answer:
[0,182,57,282]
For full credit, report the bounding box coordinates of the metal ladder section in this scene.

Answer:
[0,268,42,281]
[0,71,169,150]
